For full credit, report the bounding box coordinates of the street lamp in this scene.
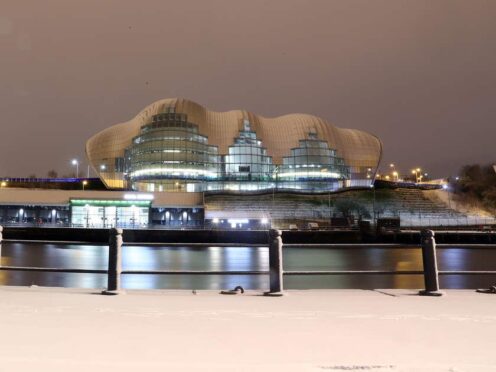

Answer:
[71,159,79,178]
[411,168,421,183]
[272,165,279,210]
[82,180,88,190]
[443,183,452,213]
[100,164,106,171]
[392,171,399,181]
[366,168,372,183]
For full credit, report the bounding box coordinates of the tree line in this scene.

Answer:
[452,163,496,215]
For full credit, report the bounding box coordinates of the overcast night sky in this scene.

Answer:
[1,0,495,178]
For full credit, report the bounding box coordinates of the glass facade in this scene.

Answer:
[208,119,274,191]
[0,205,69,225]
[125,108,220,192]
[150,207,204,227]
[277,131,350,191]
[123,113,355,192]
[70,200,151,228]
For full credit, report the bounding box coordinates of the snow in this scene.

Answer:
[0,286,495,371]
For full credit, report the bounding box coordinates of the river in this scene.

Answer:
[1,242,495,290]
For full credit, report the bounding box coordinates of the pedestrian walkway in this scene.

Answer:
[0,286,494,371]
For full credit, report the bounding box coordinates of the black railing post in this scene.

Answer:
[264,229,284,296]
[102,228,124,295]
[0,225,3,265]
[419,229,444,296]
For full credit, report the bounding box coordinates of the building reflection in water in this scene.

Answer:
[122,245,158,289]
[0,243,495,289]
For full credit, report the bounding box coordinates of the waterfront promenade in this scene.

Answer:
[0,286,494,371]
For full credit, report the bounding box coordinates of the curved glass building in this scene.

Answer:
[86,98,382,193]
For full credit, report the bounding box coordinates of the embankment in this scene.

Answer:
[2,226,496,245]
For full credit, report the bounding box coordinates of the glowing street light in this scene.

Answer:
[71,159,79,178]
[82,180,88,190]
[411,168,422,183]
[392,171,399,181]
[100,164,106,171]
[0,181,7,187]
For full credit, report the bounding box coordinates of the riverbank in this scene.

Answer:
[2,226,496,244]
[0,286,494,371]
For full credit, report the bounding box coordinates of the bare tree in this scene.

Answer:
[47,170,58,178]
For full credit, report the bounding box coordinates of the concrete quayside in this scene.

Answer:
[2,225,496,244]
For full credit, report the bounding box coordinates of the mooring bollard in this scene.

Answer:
[264,229,284,296]
[102,228,124,295]
[419,229,444,296]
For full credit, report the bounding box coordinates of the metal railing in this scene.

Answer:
[1,226,496,295]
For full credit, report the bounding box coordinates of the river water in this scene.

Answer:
[0,242,495,290]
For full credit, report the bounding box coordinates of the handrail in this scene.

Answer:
[0,266,495,276]
[0,266,106,274]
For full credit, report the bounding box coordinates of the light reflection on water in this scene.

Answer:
[0,243,495,290]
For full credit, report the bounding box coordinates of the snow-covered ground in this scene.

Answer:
[0,286,494,371]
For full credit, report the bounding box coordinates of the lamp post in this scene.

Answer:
[72,159,79,178]
[272,166,279,211]
[443,183,452,215]
[372,184,377,227]
[411,168,421,183]
[82,180,88,190]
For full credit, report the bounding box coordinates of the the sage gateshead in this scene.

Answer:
[86,98,382,193]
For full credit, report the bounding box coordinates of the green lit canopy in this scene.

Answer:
[70,199,151,207]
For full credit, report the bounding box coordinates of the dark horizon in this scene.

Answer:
[1,0,495,179]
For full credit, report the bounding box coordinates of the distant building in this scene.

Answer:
[86,98,382,192]
[0,99,383,229]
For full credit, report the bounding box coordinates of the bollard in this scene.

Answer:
[102,228,125,295]
[419,229,444,296]
[264,229,284,296]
